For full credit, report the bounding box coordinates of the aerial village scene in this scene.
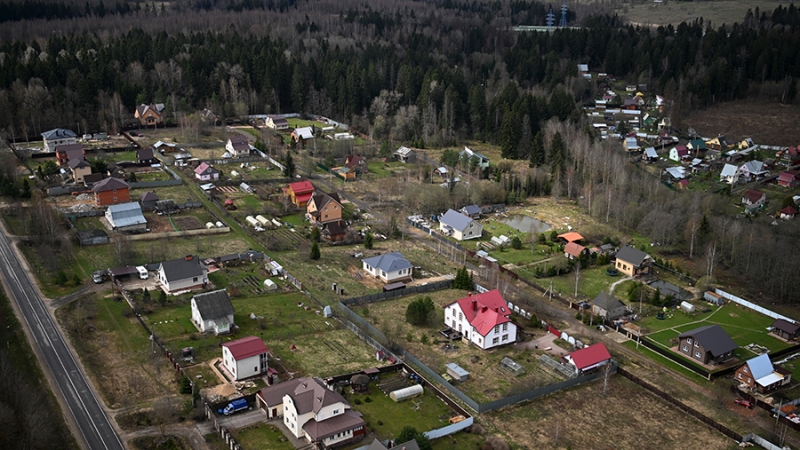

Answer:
[1,1,800,450]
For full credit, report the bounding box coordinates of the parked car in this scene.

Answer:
[91,270,107,284]
[734,399,753,408]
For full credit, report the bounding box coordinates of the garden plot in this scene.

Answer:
[360,289,559,403]
[482,375,732,450]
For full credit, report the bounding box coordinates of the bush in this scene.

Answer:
[364,396,372,403]
[510,236,522,249]
[420,334,429,345]
[406,297,436,326]
[55,270,68,286]
[353,398,362,405]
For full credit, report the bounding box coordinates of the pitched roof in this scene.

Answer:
[137,146,155,161]
[644,147,658,158]
[361,252,412,273]
[744,354,775,380]
[258,378,303,407]
[779,171,798,182]
[395,146,414,156]
[287,180,314,194]
[302,410,365,442]
[445,290,511,337]
[192,289,234,319]
[106,202,147,228]
[564,242,586,258]
[557,232,584,242]
[293,127,314,140]
[678,325,738,357]
[368,438,420,450]
[742,189,765,203]
[742,160,766,174]
[310,192,341,210]
[440,209,474,231]
[68,158,91,170]
[569,343,611,370]
[720,164,738,177]
[160,255,205,282]
[665,167,686,180]
[140,191,159,203]
[322,220,348,237]
[194,162,217,175]
[460,147,488,161]
[780,206,798,216]
[615,246,649,267]
[228,135,250,152]
[291,377,348,415]
[55,143,85,158]
[772,319,799,334]
[222,336,268,360]
[42,128,77,140]
[592,292,625,311]
[344,154,365,168]
[461,204,481,216]
[92,177,129,193]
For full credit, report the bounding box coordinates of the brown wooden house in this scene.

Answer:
[771,319,800,341]
[677,325,737,365]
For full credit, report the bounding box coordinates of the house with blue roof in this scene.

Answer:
[439,209,482,241]
[361,252,413,283]
[734,353,792,392]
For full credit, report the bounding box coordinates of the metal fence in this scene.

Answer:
[715,288,796,324]
[341,280,453,306]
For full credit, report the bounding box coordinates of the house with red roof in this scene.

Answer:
[778,170,800,188]
[285,180,315,207]
[443,290,517,350]
[779,206,797,220]
[194,162,219,181]
[565,343,612,375]
[557,232,584,243]
[221,336,269,381]
[564,242,587,260]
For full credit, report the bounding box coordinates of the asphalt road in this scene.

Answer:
[0,230,124,450]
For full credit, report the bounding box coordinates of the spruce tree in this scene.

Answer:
[283,150,296,178]
[310,242,321,260]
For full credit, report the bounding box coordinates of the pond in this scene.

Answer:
[501,215,552,233]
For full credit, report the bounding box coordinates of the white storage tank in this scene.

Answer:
[245,216,259,227]
[389,384,423,402]
[205,222,215,229]
[216,221,224,228]
[256,215,270,226]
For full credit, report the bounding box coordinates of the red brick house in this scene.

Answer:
[92,177,131,206]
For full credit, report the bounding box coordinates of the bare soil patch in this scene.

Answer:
[483,376,733,450]
[173,216,204,231]
[685,98,800,145]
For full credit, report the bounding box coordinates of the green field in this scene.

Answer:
[347,379,455,441]
[537,265,619,300]
[232,424,294,450]
[642,302,790,360]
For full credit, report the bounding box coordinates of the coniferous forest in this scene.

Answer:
[0,1,800,306]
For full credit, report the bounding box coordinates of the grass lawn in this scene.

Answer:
[133,184,198,203]
[641,303,790,362]
[72,216,106,230]
[366,161,406,178]
[286,118,320,129]
[348,380,455,441]
[281,213,305,226]
[232,424,294,450]
[621,341,710,384]
[1,213,26,235]
[537,265,618,300]
[134,170,171,182]
[98,150,138,163]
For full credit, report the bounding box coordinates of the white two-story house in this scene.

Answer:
[444,290,517,350]
[221,336,268,381]
[158,255,209,293]
[256,377,366,448]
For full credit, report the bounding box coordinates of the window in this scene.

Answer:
[744,367,748,373]
[193,277,198,282]
[459,312,463,321]
[695,351,702,358]
[738,373,742,379]
[502,323,508,331]
[502,334,508,342]
[113,197,117,202]
[694,341,700,347]
[492,337,499,344]
[333,409,340,414]
[682,345,688,352]
[494,325,500,333]
[113,189,117,194]
[254,366,258,372]
[687,338,692,344]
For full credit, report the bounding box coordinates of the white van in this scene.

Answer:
[136,266,149,280]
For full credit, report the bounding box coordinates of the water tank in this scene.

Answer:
[389,384,423,402]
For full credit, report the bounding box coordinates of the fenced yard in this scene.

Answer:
[144,292,378,379]
[359,289,563,403]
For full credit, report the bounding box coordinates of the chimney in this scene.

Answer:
[495,307,499,313]
[472,299,477,311]
[481,306,487,313]
[468,292,472,297]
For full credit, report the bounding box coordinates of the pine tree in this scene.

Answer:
[549,131,565,175]
[283,150,296,178]
[363,231,373,249]
[499,111,519,159]
[529,130,545,167]
[310,227,321,243]
[310,242,321,260]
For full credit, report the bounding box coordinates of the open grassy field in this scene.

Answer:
[482,375,733,450]
[360,289,563,403]
[132,184,199,204]
[616,0,780,27]
[684,97,800,146]
[56,295,180,409]
[536,264,619,300]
